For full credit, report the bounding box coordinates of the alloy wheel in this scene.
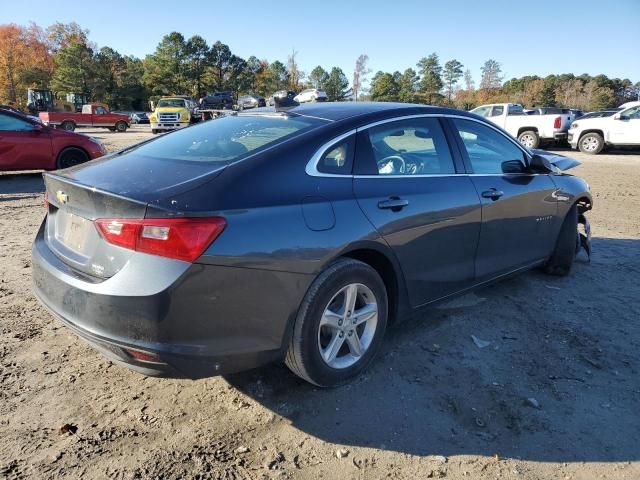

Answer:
[520,134,535,148]
[317,283,378,369]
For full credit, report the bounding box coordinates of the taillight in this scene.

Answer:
[95,217,226,262]
[554,116,561,129]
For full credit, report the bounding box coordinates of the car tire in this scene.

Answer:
[56,147,89,170]
[115,121,128,132]
[61,121,75,132]
[108,127,116,132]
[578,132,604,154]
[285,258,388,387]
[544,203,578,276]
[518,130,539,149]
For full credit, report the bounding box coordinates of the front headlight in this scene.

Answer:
[150,113,157,122]
[571,122,578,129]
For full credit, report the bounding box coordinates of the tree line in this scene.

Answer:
[368,53,639,111]
[0,22,354,111]
[1,22,638,112]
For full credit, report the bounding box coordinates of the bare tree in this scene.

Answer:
[480,59,503,89]
[463,68,475,91]
[352,54,370,101]
[287,49,302,91]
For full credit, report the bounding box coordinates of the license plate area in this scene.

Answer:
[55,211,92,255]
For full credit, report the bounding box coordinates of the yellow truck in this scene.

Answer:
[150,97,192,134]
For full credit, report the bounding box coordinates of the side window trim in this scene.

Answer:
[305,114,532,178]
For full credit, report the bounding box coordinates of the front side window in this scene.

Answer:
[359,118,455,176]
[452,118,527,174]
[0,113,34,131]
[471,105,491,118]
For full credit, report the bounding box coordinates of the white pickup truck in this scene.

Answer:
[568,104,640,154]
[470,103,572,149]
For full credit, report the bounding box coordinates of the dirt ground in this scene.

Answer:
[1,126,639,480]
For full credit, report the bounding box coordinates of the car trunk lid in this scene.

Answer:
[44,173,149,279]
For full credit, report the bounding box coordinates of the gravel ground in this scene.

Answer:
[1,126,639,479]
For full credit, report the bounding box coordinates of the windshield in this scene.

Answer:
[126,114,323,164]
[157,99,186,108]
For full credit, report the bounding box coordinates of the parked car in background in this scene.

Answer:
[199,92,234,110]
[268,90,297,106]
[294,88,328,103]
[0,108,104,171]
[39,105,130,132]
[237,94,266,110]
[131,112,150,124]
[471,103,572,148]
[568,104,640,154]
[150,97,193,134]
[576,110,618,120]
[31,102,592,387]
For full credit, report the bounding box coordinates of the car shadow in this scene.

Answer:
[0,172,44,199]
[226,237,640,462]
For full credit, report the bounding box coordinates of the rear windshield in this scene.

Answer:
[157,99,186,108]
[127,114,323,164]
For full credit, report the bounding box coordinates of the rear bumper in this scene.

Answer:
[31,222,311,378]
[554,132,568,141]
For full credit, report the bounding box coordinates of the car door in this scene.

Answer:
[93,106,108,126]
[448,117,558,280]
[353,116,482,307]
[0,112,53,171]
[610,106,640,144]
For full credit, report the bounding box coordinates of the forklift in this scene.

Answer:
[26,88,77,115]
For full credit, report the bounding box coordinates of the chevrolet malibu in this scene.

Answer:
[32,102,592,387]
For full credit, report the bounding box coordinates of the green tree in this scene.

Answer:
[185,35,210,97]
[143,32,188,96]
[266,60,289,92]
[308,66,329,89]
[370,71,399,102]
[417,53,443,104]
[208,41,244,92]
[50,39,96,96]
[94,46,125,107]
[443,59,463,104]
[324,67,350,101]
[397,68,419,102]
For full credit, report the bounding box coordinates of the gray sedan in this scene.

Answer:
[32,102,592,387]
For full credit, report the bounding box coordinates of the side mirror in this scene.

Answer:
[501,159,526,174]
[529,154,553,173]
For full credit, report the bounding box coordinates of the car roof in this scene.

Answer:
[263,101,467,122]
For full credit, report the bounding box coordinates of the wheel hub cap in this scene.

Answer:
[317,283,378,369]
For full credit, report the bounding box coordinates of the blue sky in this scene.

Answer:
[9,0,640,87]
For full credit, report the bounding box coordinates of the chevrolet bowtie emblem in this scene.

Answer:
[56,190,69,204]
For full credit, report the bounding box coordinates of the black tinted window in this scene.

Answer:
[452,118,527,174]
[361,118,454,175]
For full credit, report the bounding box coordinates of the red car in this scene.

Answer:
[0,108,105,171]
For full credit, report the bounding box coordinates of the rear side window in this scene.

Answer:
[452,118,527,174]
[128,114,322,164]
[357,118,455,175]
[317,136,354,175]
